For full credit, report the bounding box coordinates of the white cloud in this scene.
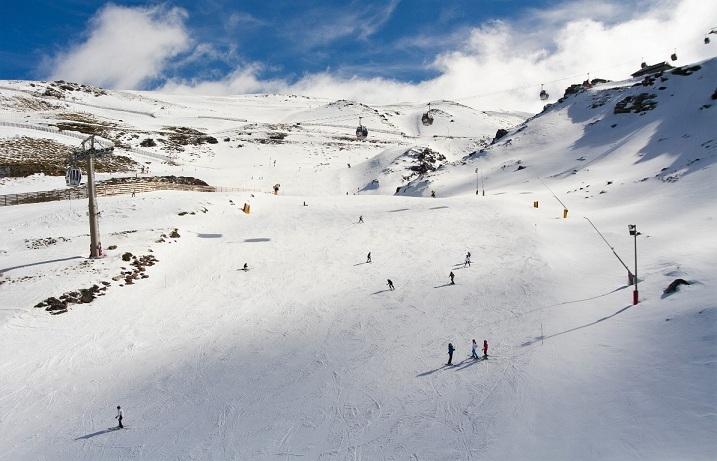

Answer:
[162,0,716,113]
[226,11,267,29]
[160,63,286,95]
[47,4,191,90]
[284,0,401,48]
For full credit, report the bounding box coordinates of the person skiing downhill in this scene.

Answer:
[449,271,455,284]
[447,342,455,365]
[115,406,123,429]
[483,340,488,358]
[464,254,471,267]
[242,263,248,271]
[387,279,395,290]
[367,252,372,263]
[358,215,364,223]
[471,339,479,359]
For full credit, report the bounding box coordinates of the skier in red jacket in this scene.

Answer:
[483,340,488,358]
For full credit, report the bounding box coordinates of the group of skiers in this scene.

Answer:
[110,221,483,430]
[447,339,488,365]
[358,215,475,298]
[449,252,471,284]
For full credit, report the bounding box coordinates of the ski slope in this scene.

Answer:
[1,59,716,460]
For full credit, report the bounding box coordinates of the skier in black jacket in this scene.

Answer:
[115,406,123,428]
[447,343,455,365]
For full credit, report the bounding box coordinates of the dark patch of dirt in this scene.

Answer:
[0,137,138,177]
[161,127,218,151]
[100,175,209,187]
[24,236,70,249]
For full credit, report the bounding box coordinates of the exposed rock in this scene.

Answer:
[671,65,701,76]
[614,93,657,114]
[663,278,691,295]
[491,129,509,145]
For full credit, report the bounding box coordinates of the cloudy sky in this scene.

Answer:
[2,0,716,111]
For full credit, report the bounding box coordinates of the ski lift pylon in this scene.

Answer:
[355,116,368,140]
[582,73,592,88]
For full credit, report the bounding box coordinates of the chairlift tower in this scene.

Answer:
[72,135,114,258]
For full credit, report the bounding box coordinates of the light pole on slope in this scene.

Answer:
[628,224,640,305]
[475,168,484,196]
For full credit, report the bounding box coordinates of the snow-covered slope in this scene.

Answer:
[0,60,715,460]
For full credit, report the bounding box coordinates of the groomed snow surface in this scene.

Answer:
[1,60,716,460]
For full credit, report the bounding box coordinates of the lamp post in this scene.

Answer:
[628,224,640,304]
[584,217,634,285]
[475,168,485,196]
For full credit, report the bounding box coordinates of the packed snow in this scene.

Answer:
[0,59,716,460]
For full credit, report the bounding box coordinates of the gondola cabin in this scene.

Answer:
[421,103,434,126]
[539,84,549,100]
[65,167,82,186]
[356,117,368,140]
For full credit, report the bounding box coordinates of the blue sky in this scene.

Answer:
[3,0,552,83]
[2,0,715,111]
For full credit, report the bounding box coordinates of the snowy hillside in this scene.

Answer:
[1,60,716,460]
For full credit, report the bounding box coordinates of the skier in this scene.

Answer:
[242,263,248,271]
[358,215,364,223]
[367,252,372,263]
[483,340,488,358]
[447,342,455,365]
[387,279,394,291]
[115,405,123,429]
[464,255,471,267]
[431,190,436,198]
[471,339,479,359]
[449,271,455,285]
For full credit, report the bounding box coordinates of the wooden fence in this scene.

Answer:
[0,181,260,206]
